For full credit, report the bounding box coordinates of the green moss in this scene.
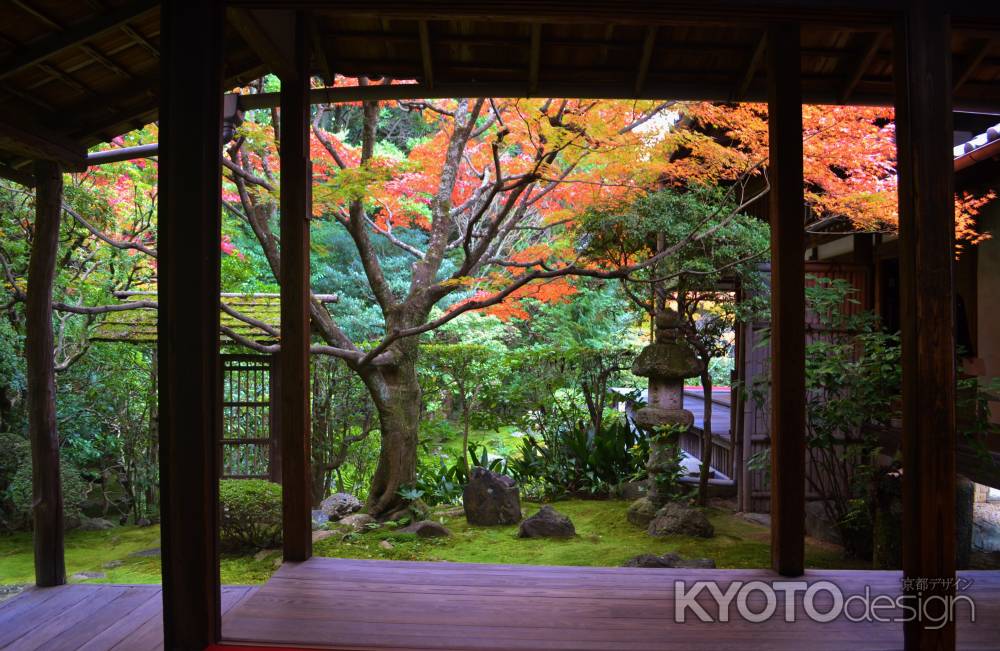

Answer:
[314,500,866,569]
[0,525,279,586]
[1,501,865,587]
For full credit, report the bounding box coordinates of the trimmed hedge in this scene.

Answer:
[219,479,282,551]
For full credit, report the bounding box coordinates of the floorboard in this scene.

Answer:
[221,557,1000,651]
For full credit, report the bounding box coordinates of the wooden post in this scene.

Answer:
[893,5,957,650]
[157,1,224,648]
[26,159,65,588]
[280,10,313,562]
[766,22,806,577]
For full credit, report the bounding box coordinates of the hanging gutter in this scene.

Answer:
[954,124,1000,172]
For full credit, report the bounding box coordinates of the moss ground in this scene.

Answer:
[313,499,865,569]
[1,499,865,589]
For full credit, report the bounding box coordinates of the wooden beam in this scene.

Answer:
[0,0,158,80]
[733,33,766,101]
[120,24,159,59]
[227,7,294,78]
[308,18,333,86]
[766,21,806,578]
[0,161,35,186]
[839,30,884,104]
[893,6,957,650]
[954,37,993,92]
[528,23,541,96]
[418,20,434,90]
[279,10,313,564]
[0,117,86,169]
[157,1,224,648]
[26,159,65,588]
[633,26,657,97]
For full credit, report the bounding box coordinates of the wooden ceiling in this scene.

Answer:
[2,1,1000,183]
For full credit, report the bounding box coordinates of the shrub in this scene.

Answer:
[219,479,282,550]
[7,446,89,531]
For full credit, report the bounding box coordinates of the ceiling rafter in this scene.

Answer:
[0,0,158,81]
[418,20,434,89]
[633,25,657,97]
[528,23,541,95]
[954,38,993,92]
[733,33,766,101]
[839,30,885,104]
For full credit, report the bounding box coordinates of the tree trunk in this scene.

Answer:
[698,371,713,507]
[364,360,422,517]
[26,160,65,586]
[462,402,471,473]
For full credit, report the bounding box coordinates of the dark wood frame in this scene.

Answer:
[156,2,224,648]
[3,2,974,649]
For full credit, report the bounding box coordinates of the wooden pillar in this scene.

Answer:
[26,159,65,587]
[766,22,806,577]
[279,10,313,562]
[893,5,957,650]
[158,1,224,648]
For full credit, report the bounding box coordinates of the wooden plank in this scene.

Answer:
[528,23,541,95]
[733,32,766,101]
[893,5,958,651]
[227,7,294,78]
[156,1,224,648]
[765,22,806,577]
[279,10,314,563]
[0,118,86,169]
[218,558,1000,651]
[7,584,128,649]
[25,159,65,588]
[633,26,657,96]
[418,20,435,89]
[0,0,159,80]
[954,38,993,92]
[0,585,92,647]
[839,30,884,103]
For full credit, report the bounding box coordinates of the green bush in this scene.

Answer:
[6,445,89,531]
[219,479,282,551]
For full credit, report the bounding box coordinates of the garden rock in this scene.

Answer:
[78,516,115,531]
[399,520,452,538]
[622,553,715,569]
[647,503,714,538]
[71,571,106,580]
[518,506,575,538]
[320,493,362,519]
[463,467,522,525]
[379,540,394,550]
[102,560,123,569]
[627,497,658,528]
[338,513,376,531]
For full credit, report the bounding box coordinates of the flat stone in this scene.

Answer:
[622,553,715,569]
[338,513,376,531]
[78,517,115,531]
[518,505,575,539]
[311,530,336,543]
[71,571,106,580]
[379,540,394,550]
[129,547,161,558]
[102,560,124,569]
[398,520,452,538]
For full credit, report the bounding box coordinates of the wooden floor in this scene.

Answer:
[222,557,1000,651]
[0,584,255,650]
[4,559,999,650]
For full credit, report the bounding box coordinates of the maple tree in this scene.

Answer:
[5,78,991,517]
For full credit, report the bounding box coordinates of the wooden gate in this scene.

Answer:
[738,262,872,513]
[220,353,279,481]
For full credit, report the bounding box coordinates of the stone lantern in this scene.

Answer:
[631,308,704,507]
